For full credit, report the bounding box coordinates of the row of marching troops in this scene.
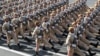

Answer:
[66,0,100,56]
[0,0,100,56]
[0,0,68,56]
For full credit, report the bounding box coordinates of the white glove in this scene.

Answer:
[8,31,12,34]
[10,24,13,26]
[46,29,49,32]
[23,22,26,24]
[52,26,55,29]
[78,31,81,34]
[88,24,90,26]
[38,36,42,38]
[79,34,82,37]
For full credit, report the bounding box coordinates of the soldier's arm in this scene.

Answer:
[2,24,7,34]
[66,34,72,46]
[32,28,38,38]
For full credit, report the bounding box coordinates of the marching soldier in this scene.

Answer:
[0,17,5,39]
[66,27,86,56]
[2,15,20,49]
[32,21,59,56]
[19,16,32,42]
[11,13,20,39]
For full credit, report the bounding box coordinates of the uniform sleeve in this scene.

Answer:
[2,24,7,34]
[32,27,38,38]
[65,34,71,46]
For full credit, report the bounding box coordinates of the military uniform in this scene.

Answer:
[2,15,20,49]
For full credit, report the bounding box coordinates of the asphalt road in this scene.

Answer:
[0,35,100,56]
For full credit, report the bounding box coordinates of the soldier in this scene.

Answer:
[66,27,86,56]
[19,16,32,42]
[83,12,100,40]
[11,13,20,40]
[32,21,59,56]
[0,17,5,40]
[2,15,20,49]
[74,18,97,56]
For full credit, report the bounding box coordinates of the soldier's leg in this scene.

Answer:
[42,36,60,52]
[20,24,25,37]
[14,28,20,38]
[95,16,100,22]
[50,33,59,42]
[42,38,52,48]
[85,29,96,38]
[20,24,31,42]
[74,47,86,56]
[12,31,19,45]
[34,38,41,56]
[80,37,90,46]
[67,46,74,56]
[80,35,99,47]
[57,25,65,32]
[78,40,96,56]
[78,40,89,50]
[50,33,64,45]
[0,26,5,39]
[94,20,100,26]
[54,28,63,35]
[6,33,12,48]
[89,26,99,33]
[27,21,32,36]
[0,27,2,39]
[0,26,2,37]
[0,33,2,39]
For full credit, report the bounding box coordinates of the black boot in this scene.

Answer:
[17,43,21,49]
[64,29,68,33]
[49,40,54,46]
[42,46,47,50]
[51,47,59,53]
[8,44,12,49]
[23,37,32,42]
[99,29,100,34]
[58,41,64,46]
[62,33,67,37]
[87,48,96,56]
[98,29,100,34]
[90,42,99,48]
[29,33,32,36]
[1,35,6,39]
[33,52,38,56]
[96,36,100,41]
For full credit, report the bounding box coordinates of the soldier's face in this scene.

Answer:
[5,18,9,22]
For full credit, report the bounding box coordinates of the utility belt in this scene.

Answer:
[7,31,12,34]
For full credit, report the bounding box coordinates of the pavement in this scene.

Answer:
[0,35,100,56]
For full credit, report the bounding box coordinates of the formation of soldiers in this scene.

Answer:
[0,0,100,56]
[66,0,100,56]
